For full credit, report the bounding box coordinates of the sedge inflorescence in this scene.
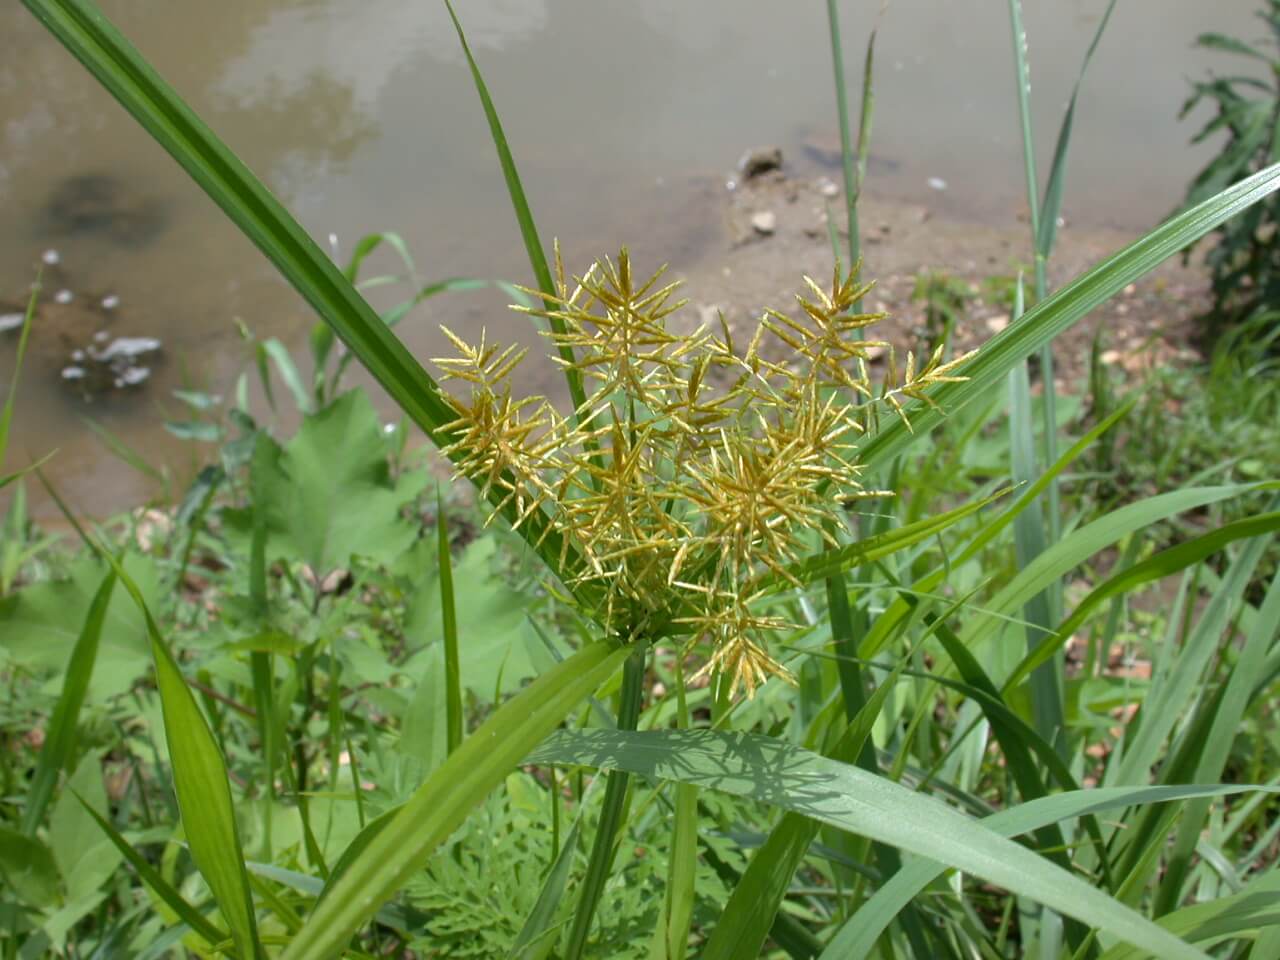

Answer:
[433,248,972,698]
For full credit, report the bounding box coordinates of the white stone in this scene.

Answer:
[751,211,778,235]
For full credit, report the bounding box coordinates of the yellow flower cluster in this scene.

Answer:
[433,248,971,697]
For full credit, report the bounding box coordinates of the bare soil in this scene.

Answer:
[616,164,1213,392]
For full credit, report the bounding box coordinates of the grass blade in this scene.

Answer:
[1008,511,1280,689]
[440,0,587,418]
[437,489,463,755]
[36,473,262,957]
[282,640,629,960]
[20,571,116,836]
[1038,0,1119,259]
[857,163,1280,469]
[75,794,228,950]
[1008,289,1063,751]
[819,784,1274,959]
[0,281,39,471]
[565,648,646,960]
[960,483,1275,655]
[531,729,1216,960]
[701,654,905,960]
[1156,563,1280,915]
[509,818,581,960]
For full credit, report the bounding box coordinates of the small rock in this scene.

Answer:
[41,249,61,266]
[751,211,778,235]
[927,176,948,191]
[116,366,151,386]
[95,336,161,362]
[1123,283,1137,296]
[737,146,783,179]
[61,365,87,381]
[94,330,110,343]
[818,177,841,198]
[100,294,120,310]
[985,315,1010,334]
[1100,349,1122,365]
[54,289,74,305]
[863,344,887,363]
[747,211,773,235]
[0,311,25,333]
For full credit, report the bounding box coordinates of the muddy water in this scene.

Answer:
[0,0,1259,517]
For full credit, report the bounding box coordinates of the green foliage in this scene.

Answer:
[1181,1,1280,335]
[5,1,1280,958]
[911,270,974,358]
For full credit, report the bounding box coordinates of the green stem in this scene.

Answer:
[564,646,646,960]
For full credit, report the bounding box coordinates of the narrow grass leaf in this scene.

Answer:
[75,794,228,950]
[752,491,1004,595]
[437,489,463,755]
[819,784,1275,959]
[531,729,1213,960]
[20,570,116,837]
[1114,528,1272,787]
[1008,511,1280,689]
[565,648,647,960]
[962,483,1274,657]
[1008,302,1063,749]
[701,655,905,960]
[0,281,39,469]
[1038,0,1119,258]
[509,819,581,960]
[440,0,587,417]
[857,163,1280,468]
[282,640,629,960]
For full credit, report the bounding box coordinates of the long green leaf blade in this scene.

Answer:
[820,784,1275,959]
[857,163,1280,468]
[282,640,629,960]
[21,571,116,836]
[531,729,1214,960]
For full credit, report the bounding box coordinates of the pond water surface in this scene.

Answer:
[0,0,1260,516]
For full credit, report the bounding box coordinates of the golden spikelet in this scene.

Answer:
[432,251,973,698]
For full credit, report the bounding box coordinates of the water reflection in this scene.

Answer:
[0,0,1262,517]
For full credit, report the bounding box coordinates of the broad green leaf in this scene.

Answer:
[50,753,123,902]
[821,784,1276,959]
[282,640,629,960]
[857,163,1280,468]
[251,391,425,574]
[21,570,115,835]
[530,729,1212,960]
[406,536,541,697]
[0,553,157,700]
[0,825,60,907]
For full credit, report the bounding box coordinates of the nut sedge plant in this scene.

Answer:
[434,248,973,697]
